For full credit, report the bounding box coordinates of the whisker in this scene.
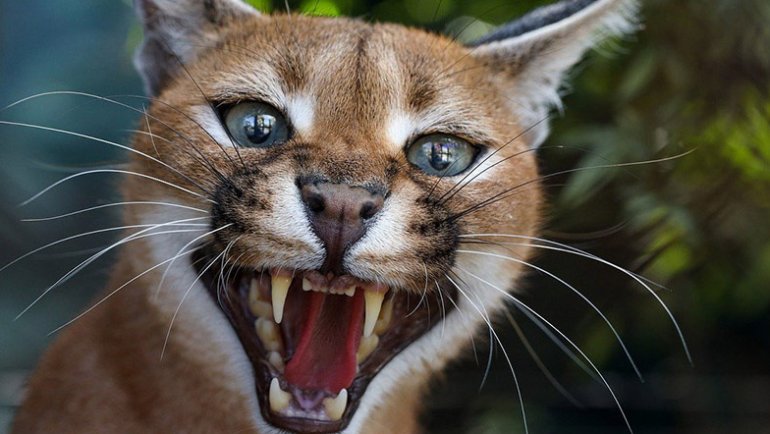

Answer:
[459,236,690,363]
[457,248,643,380]
[19,168,215,207]
[0,217,209,275]
[455,266,634,434]
[449,150,697,222]
[161,248,227,360]
[444,273,529,434]
[47,245,203,336]
[0,120,215,196]
[154,224,234,301]
[14,217,210,320]
[22,201,208,222]
[503,308,584,408]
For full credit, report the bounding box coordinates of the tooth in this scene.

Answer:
[271,275,291,324]
[268,351,285,372]
[363,290,386,337]
[322,389,348,421]
[302,277,312,291]
[344,286,356,297]
[249,300,273,320]
[373,298,394,335]
[356,334,379,363]
[269,378,291,412]
[255,318,282,352]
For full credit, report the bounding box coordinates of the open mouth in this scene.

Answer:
[193,249,454,433]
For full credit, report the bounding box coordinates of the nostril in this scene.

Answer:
[304,192,325,214]
[359,201,378,220]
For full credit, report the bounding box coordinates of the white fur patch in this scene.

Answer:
[385,110,416,150]
[286,94,316,136]
[191,105,234,148]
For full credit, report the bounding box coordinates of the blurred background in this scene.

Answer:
[1,0,768,433]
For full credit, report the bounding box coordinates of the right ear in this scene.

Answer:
[133,0,260,96]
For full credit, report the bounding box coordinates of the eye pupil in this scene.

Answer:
[430,142,453,171]
[224,102,289,148]
[244,114,275,145]
[406,134,477,177]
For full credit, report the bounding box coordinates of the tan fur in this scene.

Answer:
[13,3,633,432]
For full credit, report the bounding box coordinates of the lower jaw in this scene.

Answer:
[193,250,455,433]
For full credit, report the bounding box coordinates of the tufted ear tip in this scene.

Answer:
[469,0,640,148]
[133,0,260,96]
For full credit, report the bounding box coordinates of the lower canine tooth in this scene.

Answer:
[271,275,291,324]
[363,290,386,337]
[256,318,282,352]
[269,378,291,412]
[322,389,348,421]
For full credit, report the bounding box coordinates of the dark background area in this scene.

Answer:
[1,0,768,433]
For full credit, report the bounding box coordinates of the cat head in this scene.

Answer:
[128,0,637,432]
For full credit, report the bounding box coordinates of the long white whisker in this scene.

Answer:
[0,217,209,274]
[0,120,213,197]
[455,266,634,434]
[457,248,644,381]
[19,168,214,207]
[154,224,234,301]
[459,236,692,364]
[503,308,584,408]
[47,246,203,336]
[161,249,226,360]
[461,233,666,290]
[445,273,529,434]
[14,217,210,320]
[22,201,208,222]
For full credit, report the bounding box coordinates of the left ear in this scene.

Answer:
[468,0,639,147]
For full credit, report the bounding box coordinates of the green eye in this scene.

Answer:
[224,102,289,148]
[406,134,477,176]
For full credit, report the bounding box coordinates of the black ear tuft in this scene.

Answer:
[469,0,601,46]
[468,0,639,148]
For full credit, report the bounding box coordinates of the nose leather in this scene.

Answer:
[300,182,384,274]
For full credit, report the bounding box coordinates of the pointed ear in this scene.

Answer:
[469,0,639,147]
[133,0,260,96]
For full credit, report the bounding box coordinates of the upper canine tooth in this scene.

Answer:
[322,389,348,421]
[271,274,291,324]
[363,289,386,337]
[269,378,291,412]
[356,334,379,363]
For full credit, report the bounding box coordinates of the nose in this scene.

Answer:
[300,181,384,274]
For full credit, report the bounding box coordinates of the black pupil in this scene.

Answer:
[429,141,455,171]
[243,113,275,144]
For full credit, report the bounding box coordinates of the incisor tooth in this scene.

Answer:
[363,290,386,337]
[256,318,282,352]
[268,351,285,372]
[356,334,379,363]
[271,275,291,324]
[269,378,291,412]
[344,286,356,297]
[322,389,348,421]
[302,278,312,291]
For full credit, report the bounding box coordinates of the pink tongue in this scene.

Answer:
[284,290,364,394]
